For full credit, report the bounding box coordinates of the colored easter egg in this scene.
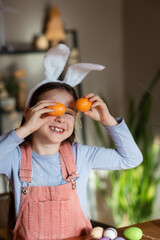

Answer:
[47,103,65,116]
[90,227,104,239]
[123,227,143,240]
[75,98,92,112]
[103,227,117,239]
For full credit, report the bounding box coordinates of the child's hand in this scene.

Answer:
[15,100,56,139]
[83,93,117,126]
[23,100,57,132]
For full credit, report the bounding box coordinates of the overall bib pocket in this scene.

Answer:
[28,200,74,239]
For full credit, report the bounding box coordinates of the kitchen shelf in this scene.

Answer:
[0,47,47,55]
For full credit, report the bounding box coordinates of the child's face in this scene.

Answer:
[32,89,76,145]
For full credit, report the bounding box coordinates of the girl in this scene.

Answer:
[0,44,143,240]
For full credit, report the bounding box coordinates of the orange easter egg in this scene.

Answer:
[75,98,92,112]
[47,103,66,116]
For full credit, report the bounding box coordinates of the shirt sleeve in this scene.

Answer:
[0,130,24,179]
[76,118,143,171]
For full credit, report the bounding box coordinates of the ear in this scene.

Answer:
[24,107,29,119]
[63,63,105,87]
[25,44,70,107]
[44,44,70,81]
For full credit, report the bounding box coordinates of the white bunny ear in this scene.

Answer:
[25,45,106,107]
[44,44,70,81]
[63,63,105,87]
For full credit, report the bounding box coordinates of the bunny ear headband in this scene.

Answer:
[26,44,105,107]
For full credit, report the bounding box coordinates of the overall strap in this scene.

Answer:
[19,143,32,182]
[60,142,79,189]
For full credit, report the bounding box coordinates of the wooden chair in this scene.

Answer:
[0,192,15,240]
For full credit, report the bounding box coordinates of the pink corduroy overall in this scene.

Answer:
[12,142,92,240]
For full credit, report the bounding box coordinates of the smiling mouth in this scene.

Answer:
[49,126,65,133]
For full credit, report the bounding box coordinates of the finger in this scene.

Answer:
[89,96,104,103]
[83,93,103,103]
[28,108,55,120]
[37,107,56,115]
[31,101,57,111]
[41,115,55,123]
[35,100,57,108]
[83,93,95,99]
[83,109,95,118]
[91,101,105,108]
[29,100,54,109]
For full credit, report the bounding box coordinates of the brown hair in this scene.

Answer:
[21,82,78,143]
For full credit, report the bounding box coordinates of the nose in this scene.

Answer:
[55,114,65,123]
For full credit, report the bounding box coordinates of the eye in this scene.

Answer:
[66,112,73,116]
[65,109,76,117]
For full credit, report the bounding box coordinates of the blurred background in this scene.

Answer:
[0,0,160,237]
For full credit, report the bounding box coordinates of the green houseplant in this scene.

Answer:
[94,69,160,227]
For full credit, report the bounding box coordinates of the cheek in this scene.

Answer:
[68,119,75,132]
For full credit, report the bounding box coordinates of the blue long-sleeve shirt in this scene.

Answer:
[0,119,143,219]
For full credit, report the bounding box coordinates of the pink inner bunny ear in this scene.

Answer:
[63,63,105,87]
[44,44,70,81]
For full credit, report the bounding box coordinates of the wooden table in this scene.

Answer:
[117,219,160,239]
[65,219,160,240]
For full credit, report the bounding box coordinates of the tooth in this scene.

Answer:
[55,128,63,132]
[50,127,63,132]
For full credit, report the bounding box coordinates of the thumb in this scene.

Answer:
[83,109,94,118]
